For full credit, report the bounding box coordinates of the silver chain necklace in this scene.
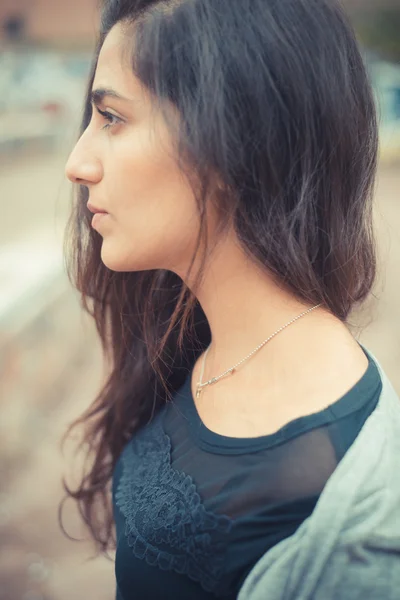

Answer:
[195,303,322,399]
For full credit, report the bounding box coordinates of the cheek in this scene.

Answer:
[100,204,199,273]
[100,145,200,272]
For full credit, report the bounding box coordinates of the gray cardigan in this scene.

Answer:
[238,347,400,600]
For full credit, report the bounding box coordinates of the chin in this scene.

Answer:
[99,241,160,273]
[99,242,129,272]
[99,249,132,272]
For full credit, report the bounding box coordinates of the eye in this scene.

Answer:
[95,106,123,130]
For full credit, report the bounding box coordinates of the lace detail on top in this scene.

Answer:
[115,414,233,595]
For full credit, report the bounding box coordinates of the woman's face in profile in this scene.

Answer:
[65,23,204,275]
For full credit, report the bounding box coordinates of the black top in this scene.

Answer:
[112,347,381,599]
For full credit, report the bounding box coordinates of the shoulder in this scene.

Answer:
[238,354,400,600]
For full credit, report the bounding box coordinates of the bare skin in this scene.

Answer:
[66,23,369,439]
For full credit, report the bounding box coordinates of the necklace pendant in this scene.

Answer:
[196,385,202,399]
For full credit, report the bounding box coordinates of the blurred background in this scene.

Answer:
[0,1,399,599]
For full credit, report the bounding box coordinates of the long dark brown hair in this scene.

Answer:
[61,0,378,555]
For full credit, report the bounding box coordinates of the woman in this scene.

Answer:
[63,0,400,598]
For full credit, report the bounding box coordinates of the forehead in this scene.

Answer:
[93,23,143,99]
[98,22,127,65]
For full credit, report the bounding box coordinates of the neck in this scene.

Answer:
[180,231,327,376]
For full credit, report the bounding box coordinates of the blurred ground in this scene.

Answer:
[0,149,399,600]
[0,334,113,600]
[358,162,400,389]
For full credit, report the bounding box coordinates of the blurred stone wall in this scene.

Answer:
[1,0,399,47]
[0,0,98,47]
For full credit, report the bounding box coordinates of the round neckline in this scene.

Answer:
[176,345,381,455]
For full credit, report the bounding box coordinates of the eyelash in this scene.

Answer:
[95,106,122,130]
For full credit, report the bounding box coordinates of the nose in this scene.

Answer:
[65,134,103,185]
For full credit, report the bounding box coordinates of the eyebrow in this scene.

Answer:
[90,87,130,106]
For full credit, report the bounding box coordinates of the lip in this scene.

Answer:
[91,212,109,230]
[87,201,109,215]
